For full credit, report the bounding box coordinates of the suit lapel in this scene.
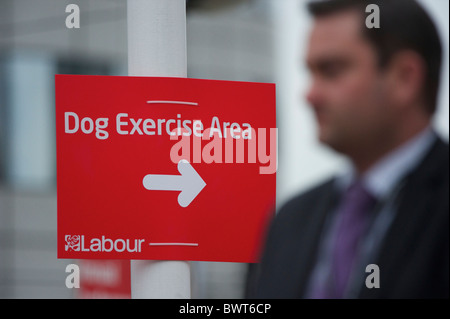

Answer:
[296,180,341,297]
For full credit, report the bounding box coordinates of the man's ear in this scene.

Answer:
[384,50,426,109]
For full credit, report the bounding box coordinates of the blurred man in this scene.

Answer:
[248,0,448,298]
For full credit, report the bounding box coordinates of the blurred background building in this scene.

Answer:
[0,0,448,298]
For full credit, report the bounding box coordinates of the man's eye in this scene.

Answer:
[322,65,344,78]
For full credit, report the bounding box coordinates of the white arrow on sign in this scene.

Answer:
[142,160,206,208]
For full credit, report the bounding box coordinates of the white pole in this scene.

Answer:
[128,0,187,77]
[127,0,190,299]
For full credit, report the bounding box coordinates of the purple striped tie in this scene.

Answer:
[331,180,376,298]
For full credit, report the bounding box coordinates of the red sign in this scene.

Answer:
[77,260,131,299]
[56,75,276,263]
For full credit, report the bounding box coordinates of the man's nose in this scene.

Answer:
[305,80,321,107]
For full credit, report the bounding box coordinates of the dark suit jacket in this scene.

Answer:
[248,138,449,299]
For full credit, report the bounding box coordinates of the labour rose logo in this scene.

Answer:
[65,235,81,251]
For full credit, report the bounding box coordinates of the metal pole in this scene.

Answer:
[128,0,190,299]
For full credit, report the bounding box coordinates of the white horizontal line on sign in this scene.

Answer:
[146,100,199,106]
[149,243,199,247]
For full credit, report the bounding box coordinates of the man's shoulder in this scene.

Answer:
[276,177,337,224]
[406,136,449,191]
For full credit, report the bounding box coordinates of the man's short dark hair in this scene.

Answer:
[307,0,443,115]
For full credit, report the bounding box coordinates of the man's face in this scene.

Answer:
[306,10,395,156]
